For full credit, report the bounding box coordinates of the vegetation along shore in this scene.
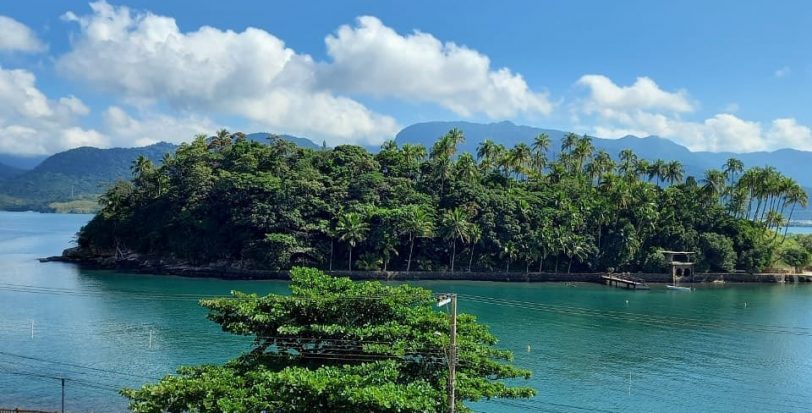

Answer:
[68,129,812,280]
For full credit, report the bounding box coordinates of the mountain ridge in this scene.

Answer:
[395,121,812,187]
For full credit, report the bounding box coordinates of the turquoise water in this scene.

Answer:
[1,211,811,412]
[787,226,812,234]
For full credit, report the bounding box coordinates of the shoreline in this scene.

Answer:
[41,248,810,284]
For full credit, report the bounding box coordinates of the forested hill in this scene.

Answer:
[246,132,321,149]
[396,121,812,188]
[0,162,23,180]
[0,143,176,212]
[79,130,807,275]
[0,134,322,212]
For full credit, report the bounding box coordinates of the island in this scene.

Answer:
[54,129,812,282]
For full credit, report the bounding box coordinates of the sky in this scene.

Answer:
[1,0,811,157]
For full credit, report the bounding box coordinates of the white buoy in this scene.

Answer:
[744,302,748,308]
[628,372,632,396]
[625,299,629,305]
[527,345,531,352]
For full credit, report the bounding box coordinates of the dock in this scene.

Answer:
[601,274,650,290]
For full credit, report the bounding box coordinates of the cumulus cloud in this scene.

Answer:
[103,106,217,147]
[0,66,104,155]
[321,16,552,118]
[578,75,812,152]
[57,1,398,146]
[577,75,694,114]
[0,16,46,52]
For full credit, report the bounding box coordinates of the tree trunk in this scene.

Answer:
[407,235,415,272]
[348,247,353,271]
[538,254,544,272]
[526,260,530,274]
[555,255,559,273]
[505,258,510,273]
[450,238,457,273]
[468,243,475,272]
[329,238,334,271]
[782,204,797,242]
[568,256,573,274]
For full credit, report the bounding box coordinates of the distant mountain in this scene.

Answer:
[0,133,321,212]
[0,162,24,180]
[0,153,48,170]
[396,121,812,221]
[396,121,812,187]
[246,133,322,149]
[0,143,176,211]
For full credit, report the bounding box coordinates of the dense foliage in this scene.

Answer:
[122,267,533,412]
[80,129,808,273]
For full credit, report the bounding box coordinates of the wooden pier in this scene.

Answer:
[602,274,650,290]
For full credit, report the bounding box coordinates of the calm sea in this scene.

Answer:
[1,211,811,412]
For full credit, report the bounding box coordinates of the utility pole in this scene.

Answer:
[448,294,457,413]
[61,378,65,413]
[436,293,458,413]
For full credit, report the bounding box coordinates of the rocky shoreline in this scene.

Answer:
[40,247,812,284]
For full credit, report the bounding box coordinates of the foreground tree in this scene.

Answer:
[122,267,534,413]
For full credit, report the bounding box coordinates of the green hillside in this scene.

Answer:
[0,143,175,212]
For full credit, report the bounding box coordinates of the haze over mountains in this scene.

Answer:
[1,122,810,217]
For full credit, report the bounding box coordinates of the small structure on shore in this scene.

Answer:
[601,273,650,290]
[662,250,695,291]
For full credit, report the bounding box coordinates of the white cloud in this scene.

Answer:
[321,16,552,118]
[578,75,812,152]
[0,16,46,52]
[577,75,694,114]
[766,118,812,150]
[0,66,105,155]
[103,106,216,147]
[57,1,398,146]
[774,66,791,78]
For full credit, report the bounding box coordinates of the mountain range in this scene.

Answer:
[1,122,810,218]
[395,121,812,188]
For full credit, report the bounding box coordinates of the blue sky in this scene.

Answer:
[1,0,810,156]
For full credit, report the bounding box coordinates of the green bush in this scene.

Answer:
[699,233,736,272]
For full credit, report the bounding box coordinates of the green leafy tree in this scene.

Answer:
[122,268,534,413]
[781,247,810,273]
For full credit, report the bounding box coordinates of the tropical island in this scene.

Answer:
[63,129,811,280]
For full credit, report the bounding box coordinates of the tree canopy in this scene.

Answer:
[79,129,807,274]
[122,267,534,412]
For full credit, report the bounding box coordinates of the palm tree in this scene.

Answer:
[477,139,505,173]
[664,160,684,185]
[572,135,594,173]
[403,208,434,272]
[336,212,369,271]
[467,225,482,272]
[454,153,480,182]
[588,150,614,185]
[723,158,744,186]
[442,208,472,273]
[701,169,726,202]
[208,128,232,151]
[783,183,809,239]
[617,149,638,181]
[507,143,532,179]
[531,133,551,174]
